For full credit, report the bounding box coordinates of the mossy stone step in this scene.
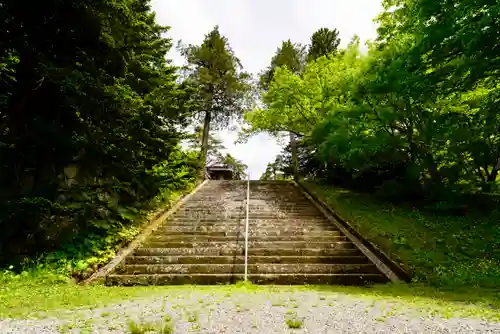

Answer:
[143,240,356,249]
[127,255,371,265]
[147,235,348,243]
[106,273,387,286]
[156,226,342,233]
[120,263,379,275]
[133,247,362,257]
[157,224,338,230]
[171,213,323,218]
[154,230,344,237]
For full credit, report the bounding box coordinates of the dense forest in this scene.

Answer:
[1,0,499,282]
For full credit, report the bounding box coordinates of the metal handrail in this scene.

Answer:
[244,173,250,281]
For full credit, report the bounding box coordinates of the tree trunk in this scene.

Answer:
[487,158,500,182]
[201,111,211,179]
[290,132,299,180]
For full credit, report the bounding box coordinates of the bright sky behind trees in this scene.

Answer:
[152,0,382,177]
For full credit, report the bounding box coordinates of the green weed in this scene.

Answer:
[128,316,173,334]
[285,317,303,329]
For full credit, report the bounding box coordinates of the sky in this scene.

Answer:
[151,0,383,179]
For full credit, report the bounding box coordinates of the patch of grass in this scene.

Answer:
[58,322,77,333]
[128,320,156,334]
[285,317,303,329]
[128,316,173,334]
[303,181,500,289]
[74,318,95,333]
[185,310,198,323]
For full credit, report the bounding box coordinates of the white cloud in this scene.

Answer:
[151,0,383,178]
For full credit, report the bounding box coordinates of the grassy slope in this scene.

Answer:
[303,181,500,289]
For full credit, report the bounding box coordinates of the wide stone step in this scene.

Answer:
[172,215,247,220]
[134,247,362,257]
[174,212,322,216]
[162,221,333,226]
[157,226,341,233]
[187,197,245,201]
[176,209,245,213]
[246,223,334,228]
[169,218,244,222]
[247,208,320,212]
[106,273,387,286]
[248,273,387,285]
[156,225,338,232]
[127,255,371,265]
[178,208,320,213]
[247,196,308,200]
[154,230,344,237]
[120,264,240,274]
[120,263,379,275]
[147,235,348,242]
[156,223,338,234]
[171,216,325,220]
[143,241,356,249]
[163,221,334,227]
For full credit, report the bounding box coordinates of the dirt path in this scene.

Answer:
[1,289,499,333]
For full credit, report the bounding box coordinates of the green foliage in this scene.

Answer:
[307,27,341,61]
[0,0,200,275]
[259,40,307,90]
[218,154,248,180]
[180,26,252,168]
[128,316,173,334]
[245,2,500,198]
[260,155,290,180]
[285,316,303,329]
[185,126,226,164]
[305,182,500,289]
[181,26,252,129]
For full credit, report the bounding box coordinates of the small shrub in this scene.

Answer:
[285,317,303,329]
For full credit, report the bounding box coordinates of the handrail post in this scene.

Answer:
[244,173,250,281]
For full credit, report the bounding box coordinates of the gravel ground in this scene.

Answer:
[1,289,499,333]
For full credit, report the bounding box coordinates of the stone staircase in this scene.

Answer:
[106,180,390,285]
